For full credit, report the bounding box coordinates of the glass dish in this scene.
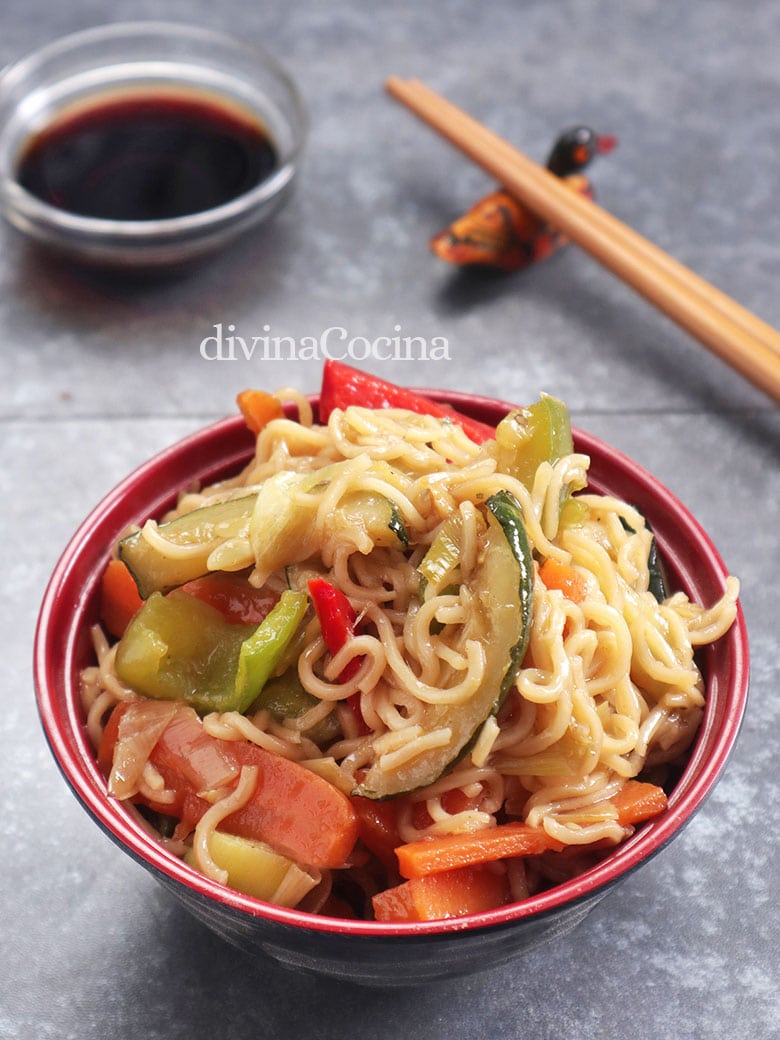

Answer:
[0,22,307,268]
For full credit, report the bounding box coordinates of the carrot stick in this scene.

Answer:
[395,780,668,879]
[147,709,359,870]
[612,780,668,826]
[396,822,562,879]
[372,864,511,922]
[100,559,144,638]
[236,389,284,435]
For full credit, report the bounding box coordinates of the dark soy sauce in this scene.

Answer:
[16,90,279,221]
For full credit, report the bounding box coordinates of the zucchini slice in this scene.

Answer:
[121,459,410,599]
[355,490,533,799]
[120,494,257,599]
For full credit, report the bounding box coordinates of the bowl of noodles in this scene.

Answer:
[34,364,748,986]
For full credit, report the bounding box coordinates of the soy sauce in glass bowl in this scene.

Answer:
[0,23,307,268]
[16,89,280,222]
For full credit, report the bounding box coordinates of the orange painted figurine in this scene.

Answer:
[430,127,617,271]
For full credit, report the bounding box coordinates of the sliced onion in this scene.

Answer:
[108,701,180,799]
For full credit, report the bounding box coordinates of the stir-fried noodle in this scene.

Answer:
[81,391,738,917]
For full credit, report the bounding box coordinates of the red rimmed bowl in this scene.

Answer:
[33,390,749,986]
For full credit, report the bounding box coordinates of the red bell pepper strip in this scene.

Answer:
[181,572,279,625]
[318,359,496,445]
[307,577,363,681]
[307,577,369,732]
[351,796,404,872]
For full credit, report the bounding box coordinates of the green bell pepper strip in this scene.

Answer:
[494,394,586,525]
[115,588,309,716]
[235,590,309,712]
[115,591,257,714]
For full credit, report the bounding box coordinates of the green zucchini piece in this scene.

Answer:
[388,503,409,549]
[119,494,257,598]
[494,394,585,526]
[334,491,409,550]
[185,830,318,906]
[486,490,534,698]
[122,459,411,600]
[354,489,533,799]
[646,534,668,604]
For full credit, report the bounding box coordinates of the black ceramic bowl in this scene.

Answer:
[33,391,749,985]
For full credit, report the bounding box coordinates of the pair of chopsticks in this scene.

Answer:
[385,77,780,404]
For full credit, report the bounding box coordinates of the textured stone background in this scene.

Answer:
[2,1,778,1038]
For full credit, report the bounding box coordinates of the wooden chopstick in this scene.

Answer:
[386,76,780,404]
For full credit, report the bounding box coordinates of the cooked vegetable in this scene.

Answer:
[106,703,359,870]
[417,514,468,600]
[319,358,497,444]
[372,864,511,922]
[351,797,403,872]
[609,779,669,825]
[396,822,562,879]
[617,513,669,603]
[187,830,319,906]
[336,492,409,551]
[538,558,587,603]
[493,393,587,525]
[354,490,533,799]
[234,590,309,711]
[646,534,668,603]
[493,393,573,488]
[254,671,341,745]
[181,572,278,624]
[120,494,257,598]
[236,388,284,435]
[100,558,144,638]
[249,463,409,584]
[115,591,257,714]
[394,780,668,878]
[115,588,307,716]
[308,576,369,732]
[308,577,363,681]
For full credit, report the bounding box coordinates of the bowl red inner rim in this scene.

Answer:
[33,390,749,939]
